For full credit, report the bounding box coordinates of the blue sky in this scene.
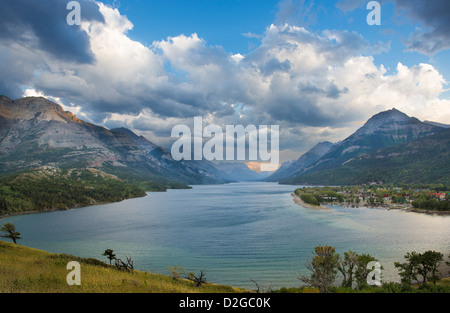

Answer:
[102,0,449,80]
[1,0,450,162]
[102,0,279,52]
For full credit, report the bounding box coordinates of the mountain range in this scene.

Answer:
[0,96,230,188]
[265,141,334,182]
[270,108,449,185]
[1,95,449,188]
[281,127,450,186]
[0,95,279,188]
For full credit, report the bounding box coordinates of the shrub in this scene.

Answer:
[300,193,320,206]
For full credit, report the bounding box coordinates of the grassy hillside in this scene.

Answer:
[1,240,448,293]
[0,240,247,293]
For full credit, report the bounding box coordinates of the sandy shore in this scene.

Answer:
[291,193,332,210]
[401,207,450,216]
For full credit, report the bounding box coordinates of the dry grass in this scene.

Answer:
[0,240,248,293]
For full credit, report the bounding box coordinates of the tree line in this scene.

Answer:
[294,185,450,211]
[295,245,449,293]
[0,169,146,216]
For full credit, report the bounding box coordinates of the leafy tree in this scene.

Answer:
[419,251,443,285]
[395,252,420,285]
[102,249,116,265]
[337,250,359,288]
[300,193,320,206]
[354,254,380,289]
[0,223,22,244]
[338,252,381,290]
[446,254,450,274]
[299,245,340,293]
[395,251,444,286]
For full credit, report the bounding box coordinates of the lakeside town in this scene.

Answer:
[293,184,450,214]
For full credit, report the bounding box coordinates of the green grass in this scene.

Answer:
[0,240,249,293]
[2,240,448,293]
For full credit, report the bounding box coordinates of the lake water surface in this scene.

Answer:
[2,182,449,290]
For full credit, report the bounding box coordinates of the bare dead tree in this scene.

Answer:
[250,279,260,293]
[186,270,207,287]
[250,279,273,293]
[114,256,134,272]
[125,256,134,271]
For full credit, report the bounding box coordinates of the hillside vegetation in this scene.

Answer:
[0,240,247,293]
[282,128,450,186]
[1,240,448,293]
[0,167,147,217]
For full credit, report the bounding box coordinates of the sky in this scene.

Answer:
[1,0,450,164]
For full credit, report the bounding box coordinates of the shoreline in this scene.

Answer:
[340,203,450,216]
[0,193,148,221]
[400,207,450,216]
[291,194,450,216]
[291,193,332,210]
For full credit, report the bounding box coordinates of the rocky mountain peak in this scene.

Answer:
[370,108,411,121]
[355,108,420,135]
[0,96,82,124]
[0,96,225,185]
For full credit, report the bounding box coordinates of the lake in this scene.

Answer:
[2,182,449,290]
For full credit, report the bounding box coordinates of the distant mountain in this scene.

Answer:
[182,159,236,182]
[0,96,225,186]
[280,108,445,185]
[265,141,334,182]
[282,127,450,186]
[213,161,273,181]
[271,160,294,176]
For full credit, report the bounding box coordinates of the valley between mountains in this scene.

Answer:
[1,95,449,217]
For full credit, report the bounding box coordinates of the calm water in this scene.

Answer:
[2,182,449,289]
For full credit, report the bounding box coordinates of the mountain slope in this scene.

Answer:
[279,108,443,184]
[0,96,224,186]
[183,159,237,182]
[213,161,273,181]
[0,167,146,217]
[424,121,450,129]
[265,141,334,182]
[281,127,450,185]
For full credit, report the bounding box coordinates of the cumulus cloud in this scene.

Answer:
[238,25,392,127]
[0,0,103,98]
[0,0,449,162]
[0,0,103,63]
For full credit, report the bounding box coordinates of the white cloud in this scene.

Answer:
[2,2,450,160]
